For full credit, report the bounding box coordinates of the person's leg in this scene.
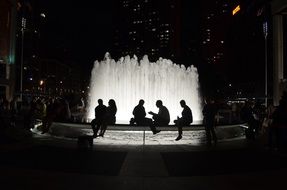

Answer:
[175,126,182,141]
[211,126,217,144]
[91,119,98,137]
[205,126,211,146]
[150,118,161,134]
[99,121,107,137]
[93,124,101,137]
[150,124,161,134]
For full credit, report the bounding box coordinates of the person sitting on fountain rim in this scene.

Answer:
[91,99,106,137]
[148,100,170,134]
[174,100,193,141]
[98,99,117,137]
[131,99,157,132]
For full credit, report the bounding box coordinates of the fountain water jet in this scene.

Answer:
[87,53,202,124]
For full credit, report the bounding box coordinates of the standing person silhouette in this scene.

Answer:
[131,99,160,134]
[148,100,170,134]
[202,98,218,146]
[99,99,117,137]
[91,99,106,137]
[174,100,193,141]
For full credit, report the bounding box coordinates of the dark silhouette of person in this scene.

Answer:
[91,99,107,137]
[130,99,146,125]
[174,100,193,141]
[202,98,217,146]
[240,100,258,139]
[98,99,117,137]
[148,100,170,134]
[270,92,287,149]
[131,99,159,134]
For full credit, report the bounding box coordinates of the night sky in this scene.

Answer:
[39,0,117,71]
[38,0,200,72]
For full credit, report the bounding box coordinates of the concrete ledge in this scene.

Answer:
[51,122,247,131]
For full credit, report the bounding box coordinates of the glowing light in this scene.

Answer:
[40,13,46,18]
[87,53,202,124]
[263,22,268,38]
[39,80,44,86]
[232,5,240,16]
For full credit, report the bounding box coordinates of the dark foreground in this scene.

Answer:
[1,127,287,190]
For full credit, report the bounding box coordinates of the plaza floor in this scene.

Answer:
[0,123,287,190]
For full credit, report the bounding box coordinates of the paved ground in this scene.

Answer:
[1,124,287,190]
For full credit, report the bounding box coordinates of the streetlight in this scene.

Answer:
[20,17,26,100]
[39,79,46,94]
[263,21,268,107]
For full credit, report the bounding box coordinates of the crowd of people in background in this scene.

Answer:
[1,92,287,148]
[0,95,75,134]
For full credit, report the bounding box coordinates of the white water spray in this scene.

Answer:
[87,53,202,124]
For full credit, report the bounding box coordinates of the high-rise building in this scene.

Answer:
[227,0,270,98]
[198,0,233,97]
[14,0,87,97]
[271,0,287,105]
[200,0,230,67]
[0,0,17,100]
[113,0,183,62]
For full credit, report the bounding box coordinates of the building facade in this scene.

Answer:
[113,0,183,62]
[272,0,287,105]
[0,0,17,101]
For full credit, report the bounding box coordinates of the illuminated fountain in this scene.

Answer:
[87,53,202,124]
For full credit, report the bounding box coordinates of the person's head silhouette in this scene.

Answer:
[180,100,186,108]
[139,99,145,106]
[108,99,116,107]
[156,100,163,108]
[98,99,103,105]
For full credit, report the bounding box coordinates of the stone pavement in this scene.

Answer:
[0,124,287,190]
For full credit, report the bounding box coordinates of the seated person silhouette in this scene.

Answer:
[131,99,160,134]
[174,100,193,141]
[148,100,170,134]
[91,99,106,137]
[98,99,117,137]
